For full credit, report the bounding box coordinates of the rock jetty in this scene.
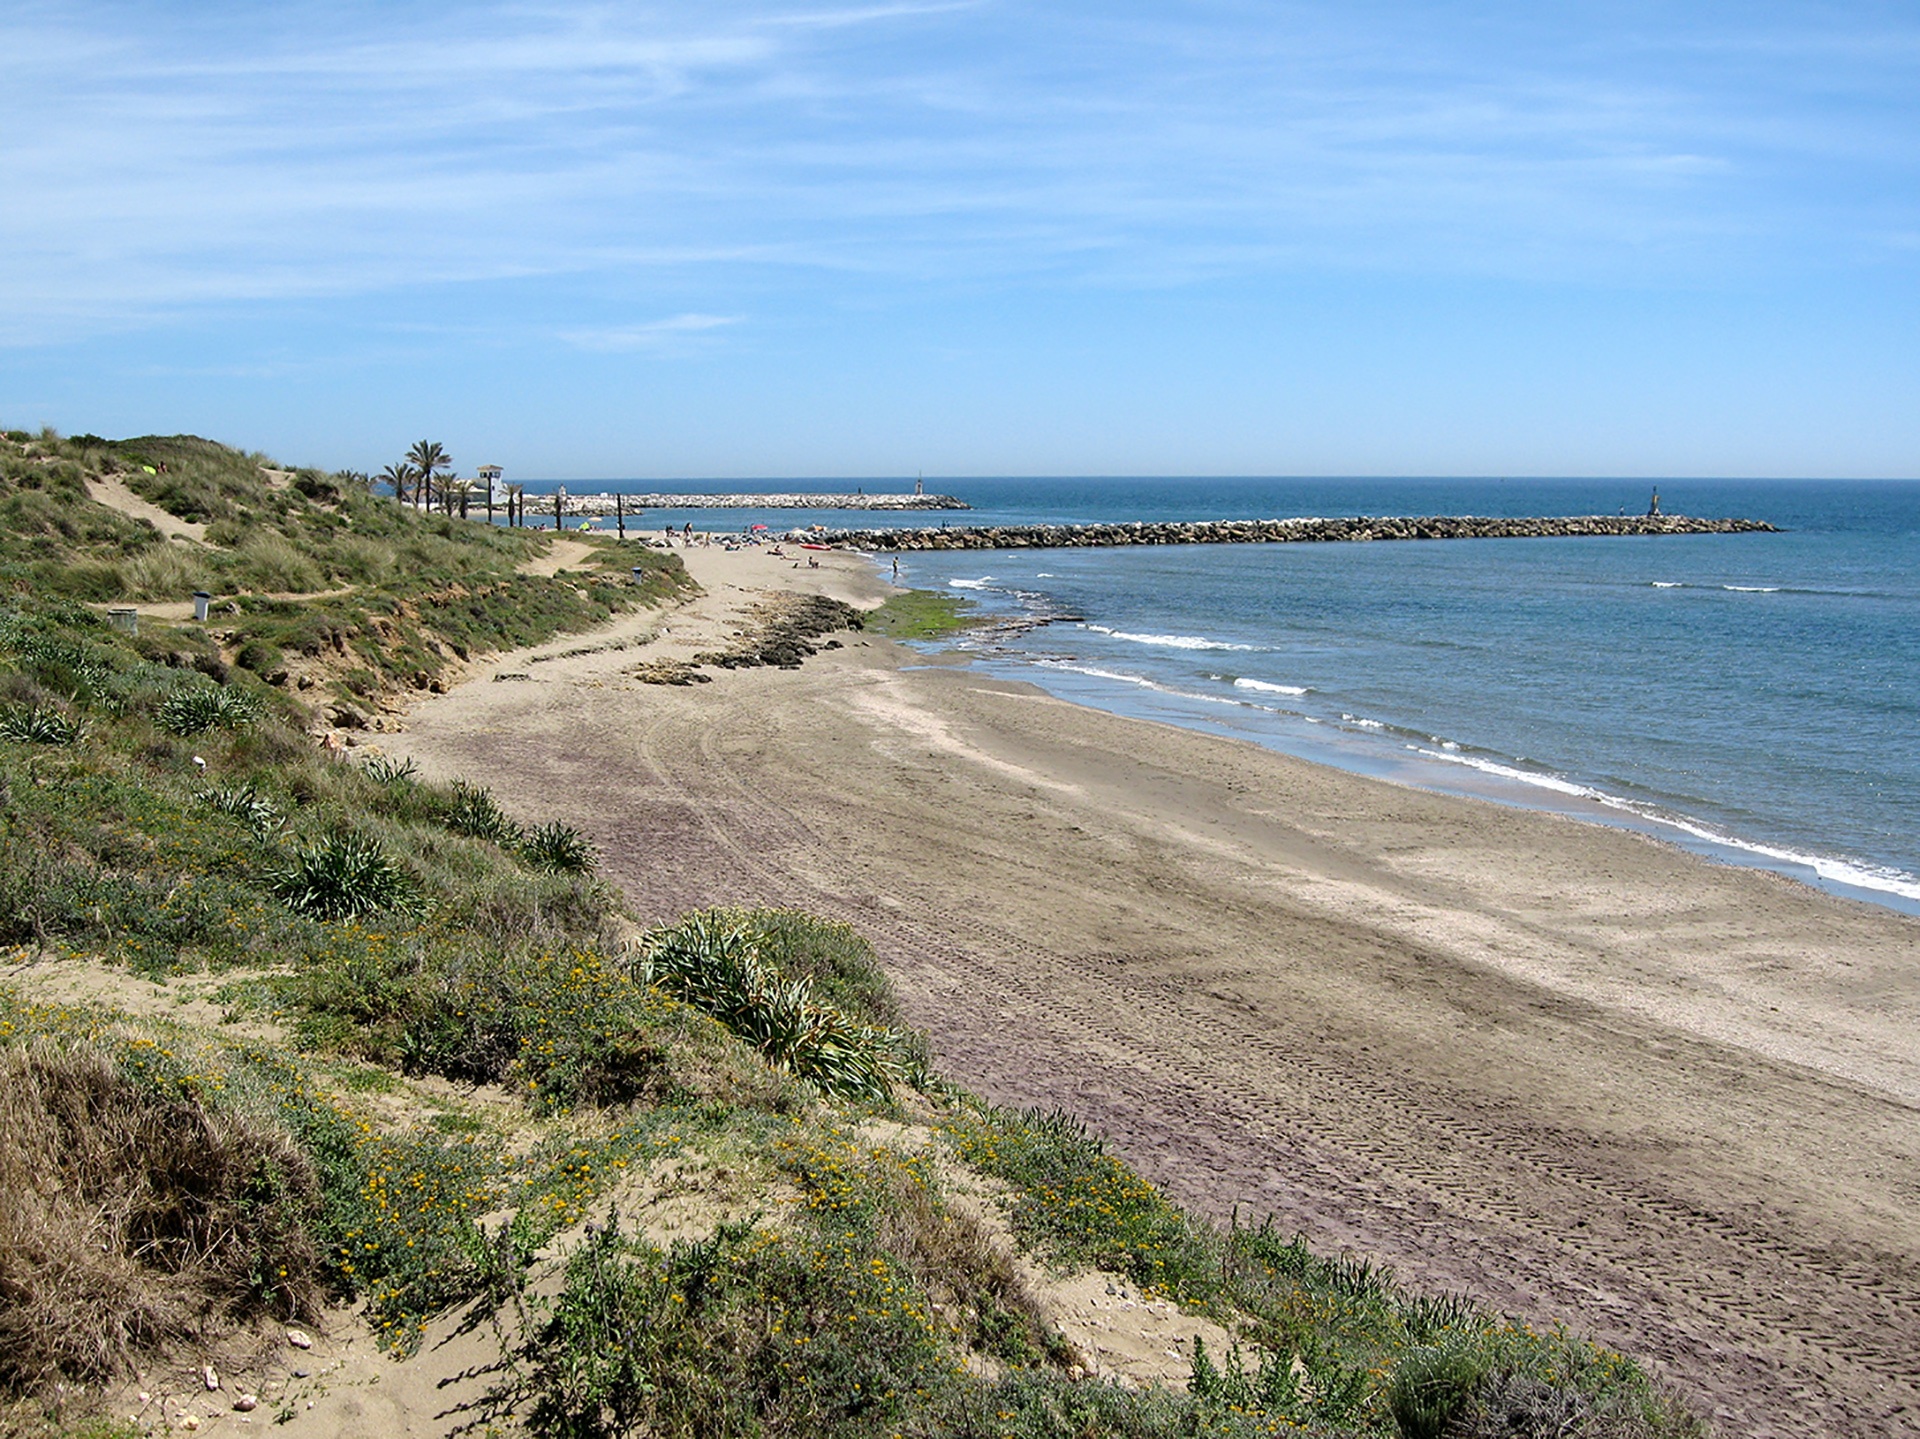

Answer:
[813,513,1777,551]
[555,491,968,515]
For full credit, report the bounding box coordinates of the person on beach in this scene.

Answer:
[891,558,900,580]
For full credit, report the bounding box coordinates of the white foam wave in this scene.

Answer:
[1600,810,1920,900]
[948,577,995,590]
[1043,662,1241,707]
[1650,581,1683,589]
[1234,678,1309,696]
[1043,662,1160,689]
[1412,748,1603,799]
[1084,624,1256,652]
[1723,585,1780,593]
[1411,750,1920,902]
[1341,713,1386,731]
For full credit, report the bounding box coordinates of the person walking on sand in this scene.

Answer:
[891,558,900,580]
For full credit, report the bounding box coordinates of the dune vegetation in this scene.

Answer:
[0,427,1700,1438]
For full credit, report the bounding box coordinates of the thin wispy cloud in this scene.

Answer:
[6,0,1915,347]
[559,314,743,351]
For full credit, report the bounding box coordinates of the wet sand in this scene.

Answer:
[383,545,1920,1437]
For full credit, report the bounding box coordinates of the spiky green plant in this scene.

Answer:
[518,820,597,874]
[1388,1339,1491,1439]
[272,834,426,921]
[157,683,263,736]
[439,781,524,846]
[361,754,418,785]
[0,704,84,745]
[642,913,901,1101]
[195,784,283,837]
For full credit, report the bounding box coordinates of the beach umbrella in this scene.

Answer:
[750,523,769,531]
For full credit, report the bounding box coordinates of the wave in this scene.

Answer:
[1234,677,1310,696]
[1083,623,1256,652]
[1650,581,1684,589]
[1723,585,1780,593]
[1411,748,1608,800]
[948,577,995,590]
[1041,661,1242,707]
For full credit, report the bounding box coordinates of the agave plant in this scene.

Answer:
[362,754,419,785]
[642,913,903,1100]
[517,820,597,874]
[158,683,264,737]
[196,784,284,838]
[272,833,427,921]
[439,781,524,846]
[0,704,83,745]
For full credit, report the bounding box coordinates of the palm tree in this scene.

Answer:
[378,461,416,504]
[406,440,451,511]
[449,479,475,520]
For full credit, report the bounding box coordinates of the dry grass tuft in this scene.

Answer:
[0,1039,323,1391]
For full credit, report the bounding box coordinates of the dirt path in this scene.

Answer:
[384,561,1920,1438]
[84,473,207,543]
[516,537,598,577]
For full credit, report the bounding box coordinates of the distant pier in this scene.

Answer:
[813,514,1778,551]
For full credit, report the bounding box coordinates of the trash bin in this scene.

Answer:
[193,591,211,621]
[109,607,139,635]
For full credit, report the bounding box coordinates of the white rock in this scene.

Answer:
[233,1394,258,1412]
[202,1365,220,1391]
[286,1329,313,1350]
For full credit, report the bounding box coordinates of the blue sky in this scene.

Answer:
[3,1,1917,479]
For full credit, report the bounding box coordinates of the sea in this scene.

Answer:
[518,477,1920,916]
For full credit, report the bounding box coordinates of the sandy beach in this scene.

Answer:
[382,544,1920,1438]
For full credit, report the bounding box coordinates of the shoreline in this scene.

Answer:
[379,545,1920,1437]
[916,638,1920,918]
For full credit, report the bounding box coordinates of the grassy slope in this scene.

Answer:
[0,428,1700,1439]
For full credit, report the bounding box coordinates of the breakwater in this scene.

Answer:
[818,513,1777,550]
[552,490,968,515]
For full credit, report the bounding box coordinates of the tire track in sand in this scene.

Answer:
[586,680,1920,1439]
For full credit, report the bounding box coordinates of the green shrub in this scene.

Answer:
[234,640,283,675]
[517,1215,953,1439]
[939,1104,1219,1304]
[273,834,427,922]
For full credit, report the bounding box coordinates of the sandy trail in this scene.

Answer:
[84,473,208,543]
[382,547,1920,1438]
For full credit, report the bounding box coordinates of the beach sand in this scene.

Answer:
[381,543,1920,1438]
